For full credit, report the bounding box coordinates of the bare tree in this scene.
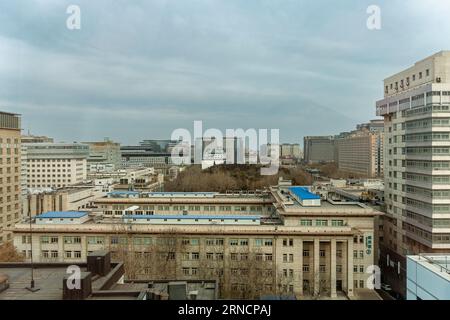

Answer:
[0,242,24,262]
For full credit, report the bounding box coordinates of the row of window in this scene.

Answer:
[300,219,345,227]
[385,69,430,94]
[111,205,264,212]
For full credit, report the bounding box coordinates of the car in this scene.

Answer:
[381,283,392,291]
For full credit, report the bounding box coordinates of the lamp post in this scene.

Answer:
[26,191,39,292]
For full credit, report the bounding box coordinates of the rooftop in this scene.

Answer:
[37,211,88,219]
[123,214,261,220]
[288,186,321,200]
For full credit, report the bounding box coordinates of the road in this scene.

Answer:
[375,289,396,300]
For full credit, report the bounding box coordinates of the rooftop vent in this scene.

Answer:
[63,272,92,300]
[87,250,111,276]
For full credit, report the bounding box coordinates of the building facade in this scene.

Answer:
[0,111,21,244]
[407,254,450,300]
[303,136,335,164]
[12,182,381,299]
[335,128,384,178]
[280,144,301,159]
[83,138,121,171]
[376,51,450,297]
[23,142,89,189]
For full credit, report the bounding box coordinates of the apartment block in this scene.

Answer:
[0,111,21,244]
[12,181,381,299]
[376,51,450,297]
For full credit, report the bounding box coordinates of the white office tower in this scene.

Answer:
[377,51,450,262]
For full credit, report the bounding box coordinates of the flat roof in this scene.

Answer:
[123,215,261,220]
[37,211,88,219]
[288,186,320,200]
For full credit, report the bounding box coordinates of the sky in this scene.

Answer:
[1,0,450,145]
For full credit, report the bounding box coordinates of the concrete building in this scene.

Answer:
[26,185,106,217]
[303,136,335,164]
[11,180,382,299]
[335,128,384,178]
[280,144,301,159]
[23,142,89,189]
[21,135,54,144]
[83,138,121,171]
[0,250,218,300]
[407,254,450,300]
[376,51,450,297]
[0,111,21,245]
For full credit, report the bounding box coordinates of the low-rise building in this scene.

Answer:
[11,180,382,299]
[26,185,106,217]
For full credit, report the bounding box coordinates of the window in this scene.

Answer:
[320,250,325,257]
[303,250,310,257]
[315,220,328,226]
[303,264,310,272]
[64,236,81,244]
[300,219,312,226]
[336,265,342,273]
[319,265,326,273]
[229,239,238,246]
[331,220,344,227]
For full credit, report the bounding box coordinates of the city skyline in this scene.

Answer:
[2,1,450,144]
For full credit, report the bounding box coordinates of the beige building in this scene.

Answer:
[335,129,384,178]
[26,186,106,217]
[280,144,301,159]
[23,142,89,190]
[0,111,21,244]
[376,51,450,297]
[11,181,381,299]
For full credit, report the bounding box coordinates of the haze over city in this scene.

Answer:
[2,0,450,144]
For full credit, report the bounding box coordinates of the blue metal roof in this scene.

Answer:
[37,211,88,219]
[146,192,216,195]
[123,215,261,220]
[288,186,320,200]
[108,191,140,195]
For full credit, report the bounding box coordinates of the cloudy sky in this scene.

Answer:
[1,0,450,145]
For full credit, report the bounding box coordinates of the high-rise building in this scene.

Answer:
[335,121,384,178]
[82,138,121,172]
[303,136,335,164]
[0,111,21,244]
[23,142,89,190]
[376,51,450,297]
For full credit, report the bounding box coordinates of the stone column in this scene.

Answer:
[298,239,303,296]
[313,238,320,296]
[330,239,337,298]
[347,238,354,297]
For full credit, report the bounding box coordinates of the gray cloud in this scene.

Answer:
[1,0,450,144]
